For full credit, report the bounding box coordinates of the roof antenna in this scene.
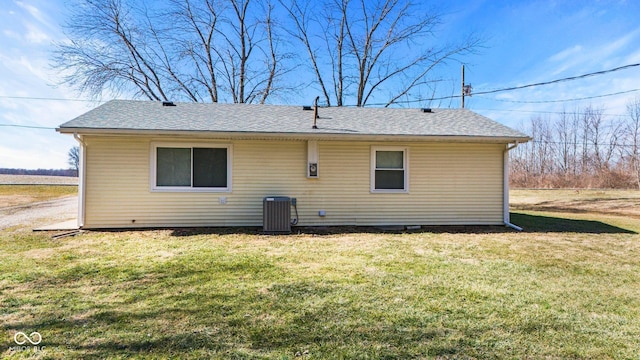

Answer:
[312,96,319,129]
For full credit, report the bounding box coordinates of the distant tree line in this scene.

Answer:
[510,97,640,189]
[0,168,78,177]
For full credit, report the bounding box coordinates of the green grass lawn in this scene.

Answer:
[1,194,640,358]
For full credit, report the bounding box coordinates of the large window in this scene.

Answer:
[371,147,408,192]
[152,143,231,192]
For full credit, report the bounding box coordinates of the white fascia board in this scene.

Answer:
[57,128,531,144]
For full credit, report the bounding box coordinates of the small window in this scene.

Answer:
[152,143,231,192]
[371,147,408,192]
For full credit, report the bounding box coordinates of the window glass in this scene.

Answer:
[157,147,191,186]
[376,151,403,169]
[193,148,227,187]
[375,169,405,189]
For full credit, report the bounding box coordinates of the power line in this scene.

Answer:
[0,124,56,130]
[471,63,640,96]
[528,140,639,148]
[361,62,640,106]
[473,108,627,117]
[476,88,640,104]
[0,95,98,102]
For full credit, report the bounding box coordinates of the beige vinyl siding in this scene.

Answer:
[82,136,504,228]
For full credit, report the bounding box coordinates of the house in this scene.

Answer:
[57,100,530,230]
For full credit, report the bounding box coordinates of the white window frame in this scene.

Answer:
[370,146,409,193]
[150,142,232,193]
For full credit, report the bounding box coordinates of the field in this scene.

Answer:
[511,189,640,219]
[1,187,639,359]
[0,185,77,208]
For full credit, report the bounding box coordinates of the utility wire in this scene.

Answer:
[362,62,640,106]
[528,140,639,148]
[473,108,627,117]
[476,88,640,104]
[0,95,99,102]
[0,124,56,130]
[471,63,640,96]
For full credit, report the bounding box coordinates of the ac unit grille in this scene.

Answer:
[263,197,291,233]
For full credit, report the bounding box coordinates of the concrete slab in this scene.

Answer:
[33,219,79,231]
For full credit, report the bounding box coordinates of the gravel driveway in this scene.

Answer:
[0,196,78,230]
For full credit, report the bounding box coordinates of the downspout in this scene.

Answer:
[73,133,86,229]
[504,142,522,231]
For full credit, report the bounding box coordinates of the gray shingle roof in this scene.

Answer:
[58,100,530,141]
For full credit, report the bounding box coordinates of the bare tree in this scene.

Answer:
[626,97,640,189]
[555,109,572,175]
[534,116,555,178]
[569,109,581,176]
[279,0,482,107]
[584,106,608,170]
[68,146,80,173]
[579,107,591,174]
[53,0,292,103]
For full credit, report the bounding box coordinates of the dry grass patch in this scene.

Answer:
[511,189,640,218]
[0,185,77,208]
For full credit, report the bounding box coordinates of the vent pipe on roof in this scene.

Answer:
[421,108,432,113]
[162,101,176,107]
[312,96,319,129]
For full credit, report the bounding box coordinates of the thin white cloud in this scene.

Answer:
[545,26,640,78]
[24,22,50,43]
[13,0,61,42]
[494,92,516,101]
[15,1,52,29]
[548,45,583,63]
[623,49,640,64]
[600,25,640,56]
[0,53,50,86]
[2,29,21,40]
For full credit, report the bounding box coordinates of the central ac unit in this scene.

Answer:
[263,196,291,233]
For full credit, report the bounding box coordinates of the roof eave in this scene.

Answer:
[57,127,531,143]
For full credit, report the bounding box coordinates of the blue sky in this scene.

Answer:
[1,0,640,169]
